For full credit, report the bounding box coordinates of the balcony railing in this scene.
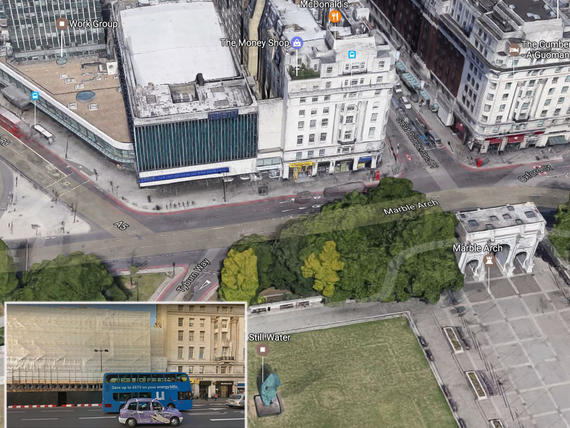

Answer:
[214,356,235,361]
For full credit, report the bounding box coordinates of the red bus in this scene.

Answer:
[0,106,23,138]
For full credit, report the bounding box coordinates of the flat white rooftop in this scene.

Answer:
[120,2,237,86]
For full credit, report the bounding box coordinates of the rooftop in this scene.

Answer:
[504,0,558,21]
[271,0,327,43]
[456,202,545,233]
[132,77,255,120]
[6,57,131,143]
[119,2,237,86]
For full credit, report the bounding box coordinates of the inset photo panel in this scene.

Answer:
[5,302,246,428]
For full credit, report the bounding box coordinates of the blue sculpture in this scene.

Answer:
[260,373,281,406]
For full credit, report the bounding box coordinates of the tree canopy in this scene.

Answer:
[222,178,463,303]
[551,195,570,260]
[0,240,18,301]
[219,248,260,304]
[301,241,344,297]
[0,245,126,302]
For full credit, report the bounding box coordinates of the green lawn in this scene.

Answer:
[117,273,168,301]
[248,317,456,428]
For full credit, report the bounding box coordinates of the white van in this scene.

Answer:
[400,97,412,110]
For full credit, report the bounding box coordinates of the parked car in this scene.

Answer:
[441,384,451,398]
[448,399,458,412]
[394,86,403,95]
[426,130,441,145]
[119,398,183,427]
[226,394,245,408]
[457,418,467,428]
[418,336,428,347]
[400,96,412,110]
[425,349,434,361]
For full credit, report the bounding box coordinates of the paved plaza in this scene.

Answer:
[449,259,570,427]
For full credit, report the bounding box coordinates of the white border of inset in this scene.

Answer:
[3,301,247,427]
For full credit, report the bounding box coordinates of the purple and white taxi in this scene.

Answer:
[118,398,183,427]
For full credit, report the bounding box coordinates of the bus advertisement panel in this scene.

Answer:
[102,372,194,413]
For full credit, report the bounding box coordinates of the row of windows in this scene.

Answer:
[177,346,206,360]
[105,373,189,383]
[299,107,330,117]
[135,114,257,172]
[297,133,328,145]
[177,317,212,328]
[178,330,213,341]
[177,317,230,328]
[481,106,570,123]
[117,392,191,406]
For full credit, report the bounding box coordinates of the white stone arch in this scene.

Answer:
[465,259,482,281]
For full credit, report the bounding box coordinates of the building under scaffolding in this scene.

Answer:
[6,305,164,385]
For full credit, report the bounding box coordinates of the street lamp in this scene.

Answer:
[94,348,109,373]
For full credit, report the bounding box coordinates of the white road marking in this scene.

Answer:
[58,180,89,196]
[77,416,117,419]
[45,173,72,188]
[210,417,245,421]
[21,418,60,421]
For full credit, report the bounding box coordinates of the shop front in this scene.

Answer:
[317,161,331,175]
[334,158,354,173]
[237,382,245,394]
[505,134,524,151]
[199,380,211,399]
[215,381,234,398]
[547,135,568,146]
[357,156,372,169]
[289,161,314,180]
[484,137,502,153]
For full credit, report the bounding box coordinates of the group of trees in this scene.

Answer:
[551,195,570,261]
[0,242,127,302]
[219,178,463,304]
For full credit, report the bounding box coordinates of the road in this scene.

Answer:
[0,111,568,299]
[7,402,244,428]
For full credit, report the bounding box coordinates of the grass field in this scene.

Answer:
[117,273,168,301]
[247,317,456,428]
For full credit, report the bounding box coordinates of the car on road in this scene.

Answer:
[418,336,428,347]
[119,398,183,427]
[394,86,403,95]
[226,394,245,408]
[426,130,441,146]
[199,280,211,290]
[400,97,412,110]
[405,153,412,161]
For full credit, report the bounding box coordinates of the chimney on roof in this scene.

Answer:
[196,73,205,86]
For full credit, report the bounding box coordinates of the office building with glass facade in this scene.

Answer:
[116,2,259,187]
[4,0,106,60]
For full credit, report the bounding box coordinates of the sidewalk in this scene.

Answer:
[6,96,389,214]
[396,51,569,170]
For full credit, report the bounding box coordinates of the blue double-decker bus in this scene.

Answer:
[102,372,194,413]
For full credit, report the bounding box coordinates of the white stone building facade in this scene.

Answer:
[445,0,570,152]
[455,202,546,281]
[256,0,396,179]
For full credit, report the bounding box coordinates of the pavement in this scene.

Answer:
[0,90,568,302]
[7,401,245,428]
[248,257,570,428]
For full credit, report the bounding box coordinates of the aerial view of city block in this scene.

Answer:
[0,0,568,427]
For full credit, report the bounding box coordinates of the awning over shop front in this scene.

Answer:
[419,89,431,102]
[486,137,502,144]
[359,156,372,163]
[547,135,568,145]
[395,61,407,73]
[507,134,525,143]
[290,161,314,168]
[401,72,420,89]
